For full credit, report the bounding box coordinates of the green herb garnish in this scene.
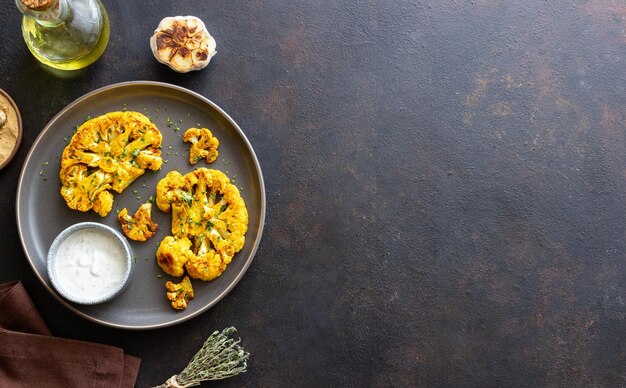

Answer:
[152,327,249,388]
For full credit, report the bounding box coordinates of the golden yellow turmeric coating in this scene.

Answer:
[155,168,248,281]
[166,276,195,310]
[59,111,163,217]
[118,202,159,242]
[183,127,219,164]
[156,235,193,277]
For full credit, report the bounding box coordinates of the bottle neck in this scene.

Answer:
[16,0,70,27]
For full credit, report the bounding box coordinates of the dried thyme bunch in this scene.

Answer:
[154,327,249,387]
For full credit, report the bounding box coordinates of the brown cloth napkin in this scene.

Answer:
[0,281,140,388]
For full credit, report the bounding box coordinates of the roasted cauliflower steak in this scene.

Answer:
[155,168,248,281]
[59,111,163,217]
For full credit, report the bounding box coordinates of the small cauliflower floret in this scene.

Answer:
[59,111,163,216]
[183,127,219,165]
[156,236,194,277]
[155,168,248,282]
[165,276,195,310]
[118,202,159,242]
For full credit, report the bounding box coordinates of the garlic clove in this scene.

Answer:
[149,16,216,73]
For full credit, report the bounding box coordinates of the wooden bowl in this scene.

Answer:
[0,89,23,171]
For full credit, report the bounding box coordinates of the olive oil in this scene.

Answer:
[17,0,109,70]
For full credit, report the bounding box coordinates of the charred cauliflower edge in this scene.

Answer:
[166,276,195,310]
[118,202,159,242]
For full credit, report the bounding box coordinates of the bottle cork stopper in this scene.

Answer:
[20,0,52,11]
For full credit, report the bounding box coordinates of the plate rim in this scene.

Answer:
[16,80,266,330]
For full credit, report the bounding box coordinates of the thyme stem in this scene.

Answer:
[153,327,249,388]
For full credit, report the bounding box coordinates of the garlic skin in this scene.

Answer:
[150,16,216,73]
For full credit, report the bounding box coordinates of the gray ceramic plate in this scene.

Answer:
[17,81,265,329]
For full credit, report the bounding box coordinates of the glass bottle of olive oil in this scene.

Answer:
[16,0,109,70]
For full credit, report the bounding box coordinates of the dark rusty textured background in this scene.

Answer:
[0,1,625,386]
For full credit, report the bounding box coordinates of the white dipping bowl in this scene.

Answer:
[47,222,134,305]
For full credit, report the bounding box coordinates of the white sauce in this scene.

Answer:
[54,228,127,300]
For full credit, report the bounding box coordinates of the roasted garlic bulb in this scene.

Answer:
[150,16,216,73]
